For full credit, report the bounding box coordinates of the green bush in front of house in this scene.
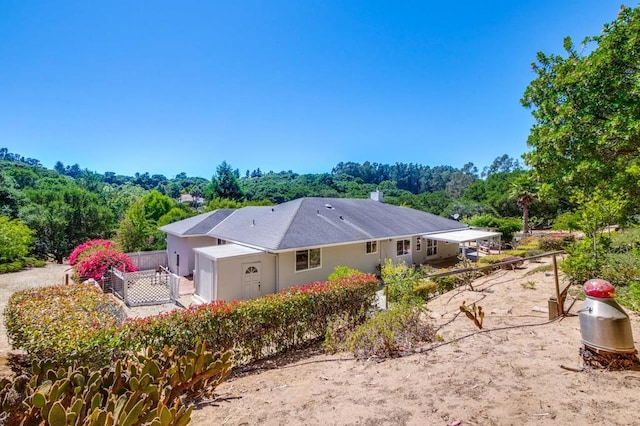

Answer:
[4,284,127,367]
[5,274,378,368]
[123,273,379,364]
[334,305,435,359]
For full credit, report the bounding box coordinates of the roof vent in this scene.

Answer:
[339,215,344,220]
[325,204,334,209]
[251,219,255,226]
[271,208,275,212]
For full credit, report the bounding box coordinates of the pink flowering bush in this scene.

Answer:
[69,239,137,281]
[75,248,138,281]
[68,239,120,265]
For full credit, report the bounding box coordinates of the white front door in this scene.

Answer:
[242,262,262,300]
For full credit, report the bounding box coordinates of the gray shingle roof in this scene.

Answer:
[204,198,467,251]
[159,209,235,236]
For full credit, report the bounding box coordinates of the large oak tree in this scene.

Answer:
[521,5,640,215]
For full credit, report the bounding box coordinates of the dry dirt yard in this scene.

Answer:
[190,257,640,426]
[2,259,640,425]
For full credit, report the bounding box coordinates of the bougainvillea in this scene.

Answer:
[75,247,138,281]
[68,239,120,265]
[68,239,136,281]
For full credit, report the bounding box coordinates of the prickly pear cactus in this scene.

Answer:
[0,341,232,425]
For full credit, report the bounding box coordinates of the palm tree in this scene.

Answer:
[509,174,538,235]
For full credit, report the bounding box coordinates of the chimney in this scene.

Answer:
[370,189,383,202]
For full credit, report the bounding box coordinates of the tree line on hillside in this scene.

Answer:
[0,147,553,266]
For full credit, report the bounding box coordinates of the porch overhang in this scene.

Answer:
[422,229,501,243]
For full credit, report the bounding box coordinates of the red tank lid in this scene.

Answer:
[583,279,616,299]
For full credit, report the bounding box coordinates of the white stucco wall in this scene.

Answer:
[276,241,383,291]
[216,254,276,301]
[413,238,459,264]
[166,234,217,277]
[194,251,276,302]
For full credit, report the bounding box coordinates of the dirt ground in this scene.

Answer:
[2,259,640,425]
[189,257,640,426]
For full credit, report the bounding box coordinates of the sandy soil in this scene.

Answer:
[190,257,640,426]
[2,259,640,425]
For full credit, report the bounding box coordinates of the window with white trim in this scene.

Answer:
[426,239,438,256]
[366,241,378,254]
[416,237,422,251]
[396,239,410,256]
[296,248,321,271]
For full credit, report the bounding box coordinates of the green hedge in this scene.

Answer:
[5,274,379,367]
[4,284,127,366]
[124,274,379,363]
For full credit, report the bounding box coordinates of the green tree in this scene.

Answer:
[141,190,174,222]
[205,161,244,201]
[102,183,148,221]
[522,5,640,214]
[0,216,34,263]
[508,173,538,234]
[0,171,25,218]
[20,180,114,262]
[115,190,181,252]
[115,200,154,252]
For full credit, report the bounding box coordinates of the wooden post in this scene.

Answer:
[65,273,69,285]
[553,254,563,315]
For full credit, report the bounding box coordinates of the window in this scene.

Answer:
[296,248,321,271]
[396,239,410,256]
[416,237,422,251]
[217,238,227,245]
[366,241,378,254]
[426,239,438,256]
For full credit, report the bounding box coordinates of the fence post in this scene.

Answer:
[122,269,128,303]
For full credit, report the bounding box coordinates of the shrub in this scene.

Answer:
[465,215,522,241]
[600,252,640,287]
[517,237,540,248]
[539,233,575,251]
[561,238,602,285]
[341,306,434,359]
[124,274,379,364]
[618,281,640,312]
[413,280,437,300]
[68,239,120,265]
[4,284,127,367]
[523,249,545,260]
[477,254,511,265]
[74,247,138,281]
[22,257,47,268]
[0,216,34,263]
[5,275,378,368]
[503,249,527,258]
[0,261,24,274]
[328,266,363,281]
[381,259,424,306]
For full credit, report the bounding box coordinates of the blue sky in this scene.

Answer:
[0,1,624,179]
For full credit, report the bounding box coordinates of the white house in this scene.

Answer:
[160,193,499,303]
